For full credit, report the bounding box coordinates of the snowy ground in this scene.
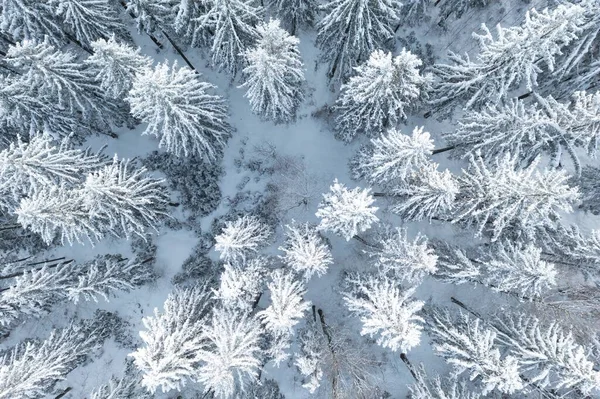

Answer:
[5,0,591,397]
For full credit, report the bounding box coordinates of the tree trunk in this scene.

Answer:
[119,1,164,49]
[400,353,418,380]
[162,31,197,71]
[54,387,72,399]
[432,145,455,155]
[352,235,381,249]
[63,32,94,55]
[450,296,482,319]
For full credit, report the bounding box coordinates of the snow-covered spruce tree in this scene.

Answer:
[82,155,168,239]
[171,0,210,46]
[316,179,379,241]
[335,50,431,141]
[90,371,150,399]
[578,165,600,215]
[482,242,557,299]
[267,0,315,34]
[0,321,102,399]
[240,19,304,123]
[430,2,587,111]
[279,221,333,280]
[316,0,401,83]
[437,0,489,25]
[126,0,173,35]
[295,318,324,394]
[434,241,557,300]
[15,184,104,245]
[454,154,579,241]
[1,256,154,329]
[86,36,153,100]
[408,364,482,399]
[258,269,311,337]
[4,38,126,126]
[49,0,129,47]
[127,61,232,158]
[426,309,524,395]
[197,0,263,76]
[540,226,600,283]
[397,0,429,28]
[432,242,482,286]
[214,215,272,263]
[197,307,262,399]
[343,273,424,352]
[391,163,459,222]
[130,285,213,394]
[212,258,267,311]
[494,313,600,394]
[295,311,379,397]
[0,75,94,140]
[447,91,600,174]
[351,126,434,185]
[0,133,102,210]
[551,0,600,94]
[0,0,65,45]
[444,99,552,163]
[368,227,438,283]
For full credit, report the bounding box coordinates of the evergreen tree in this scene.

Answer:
[0,321,103,399]
[213,258,267,311]
[0,133,102,210]
[551,0,600,95]
[214,216,272,263]
[335,50,431,141]
[343,273,424,352]
[197,308,262,399]
[0,75,94,140]
[126,0,173,35]
[267,0,316,34]
[351,126,434,185]
[15,184,104,245]
[430,3,587,111]
[0,256,155,329]
[578,165,600,215]
[408,364,482,399]
[367,227,438,283]
[316,0,401,83]
[240,19,304,123]
[127,61,232,158]
[49,0,129,47]
[90,371,150,399]
[454,154,579,241]
[0,0,65,45]
[257,269,311,337]
[197,0,263,76]
[279,221,333,280]
[316,179,379,241]
[5,38,125,126]
[445,92,600,174]
[495,314,600,394]
[391,163,459,221]
[427,309,524,395]
[397,0,429,28]
[483,242,557,299]
[86,35,153,100]
[81,155,168,239]
[130,285,213,394]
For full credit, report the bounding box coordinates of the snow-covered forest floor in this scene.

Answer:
[2,0,600,398]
